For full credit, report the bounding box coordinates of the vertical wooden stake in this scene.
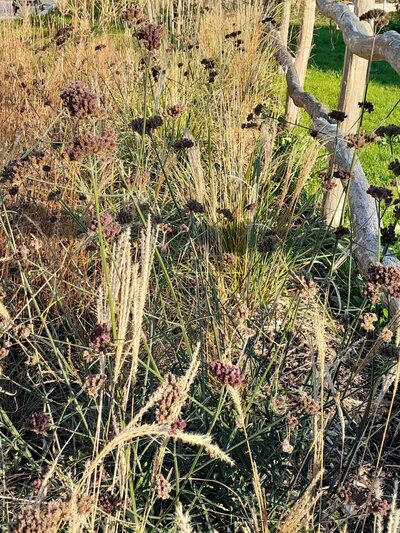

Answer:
[280,0,292,48]
[285,0,316,125]
[323,0,374,227]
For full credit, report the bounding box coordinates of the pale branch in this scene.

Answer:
[316,0,400,75]
[266,24,400,316]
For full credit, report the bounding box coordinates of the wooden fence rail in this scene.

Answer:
[316,0,400,74]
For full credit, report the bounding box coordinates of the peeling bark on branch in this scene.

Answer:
[316,0,400,75]
[266,24,400,317]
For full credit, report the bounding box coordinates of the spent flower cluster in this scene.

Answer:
[131,115,163,135]
[64,130,117,161]
[136,24,165,51]
[209,360,244,388]
[360,8,389,27]
[364,263,400,301]
[89,322,111,352]
[60,81,104,119]
[88,211,121,241]
[156,373,186,424]
[24,412,51,435]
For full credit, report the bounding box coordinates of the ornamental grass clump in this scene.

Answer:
[3,2,400,530]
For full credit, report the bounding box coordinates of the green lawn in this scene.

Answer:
[303,24,400,185]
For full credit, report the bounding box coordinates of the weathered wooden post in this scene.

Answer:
[322,0,375,227]
[285,0,316,124]
[280,0,292,48]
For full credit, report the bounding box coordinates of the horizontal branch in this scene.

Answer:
[316,0,400,75]
[266,23,400,316]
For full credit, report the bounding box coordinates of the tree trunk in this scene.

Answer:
[285,0,316,125]
[323,0,374,227]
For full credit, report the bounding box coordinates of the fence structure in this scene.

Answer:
[275,0,400,317]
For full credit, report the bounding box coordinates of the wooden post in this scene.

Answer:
[323,0,374,227]
[285,0,316,125]
[280,0,292,48]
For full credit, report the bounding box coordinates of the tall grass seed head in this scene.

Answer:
[155,373,185,423]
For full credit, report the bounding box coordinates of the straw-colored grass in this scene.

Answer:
[1,1,400,532]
